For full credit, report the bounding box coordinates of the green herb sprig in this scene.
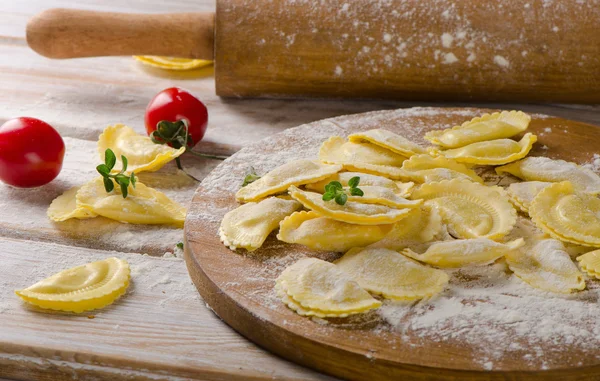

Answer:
[322,176,363,205]
[96,149,137,198]
[241,167,261,187]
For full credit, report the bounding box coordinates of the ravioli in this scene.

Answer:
[48,186,98,222]
[76,177,187,227]
[402,238,524,268]
[506,181,552,214]
[424,110,531,148]
[400,154,483,183]
[220,197,301,251]
[306,172,414,197]
[277,211,393,252]
[577,249,600,279]
[346,186,422,209]
[236,159,342,202]
[319,136,409,179]
[496,156,600,195]
[335,247,448,300]
[289,186,414,225]
[98,124,185,173]
[368,206,443,250]
[529,181,600,247]
[16,257,130,313]
[431,133,537,165]
[506,238,586,294]
[410,179,516,240]
[348,129,426,157]
[275,258,381,317]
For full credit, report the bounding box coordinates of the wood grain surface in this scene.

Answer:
[185,107,600,381]
[1,1,600,380]
[215,0,600,102]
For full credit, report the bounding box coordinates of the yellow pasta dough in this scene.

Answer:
[306,172,414,197]
[431,133,537,166]
[529,181,600,247]
[400,154,483,183]
[402,238,524,268]
[276,258,381,317]
[76,177,186,227]
[335,247,448,300]
[277,211,393,252]
[48,185,98,222]
[368,206,443,250]
[410,179,516,240]
[424,110,531,148]
[220,197,301,251]
[236,159,342,202]
[506,181,552,214]
[348,129,426,157]
[577,249,600,279]
[289,186,414,225]
[506,238,586,294]
[16,257,130,313]
[98,124,185,173]
[496,156,600,195]
[346,186,423,209]
[319,136,408,179]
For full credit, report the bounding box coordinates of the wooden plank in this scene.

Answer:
[0,237,333,381]
[0,136,221,256]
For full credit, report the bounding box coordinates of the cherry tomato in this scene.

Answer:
[0,117,65,188]
[145,87,208,148]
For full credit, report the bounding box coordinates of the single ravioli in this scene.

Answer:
[402,238,524,268]
[348,129,426,157]
[410,179,516,240]
[219,197,301,251]
[48,185,98,222]
[276,257,381,317]
[506,181,552,214]
[306,172,414,197]
[368,206,443,250]
[496,156,600,195]
[529,181,600,247]
[424,110,531,148]
[16,257,130,313]
[346,186,423,209]
[289,186,414,225]
[76,177,186,227]
[236,159,342,202]
[400,154,483,183]
[277,211,393,252]
[577,249,600,279]
[430,133,537,166]
[319,136,409,179]
[506,238,586,294]
[98,124,185,173]
[335,247,448,300]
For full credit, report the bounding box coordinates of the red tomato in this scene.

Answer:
[144,87,208,148]
[0,117,65,188]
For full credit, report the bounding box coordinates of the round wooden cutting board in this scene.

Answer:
[184,107,600,381]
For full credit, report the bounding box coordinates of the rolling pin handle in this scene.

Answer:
[26,8,215,60]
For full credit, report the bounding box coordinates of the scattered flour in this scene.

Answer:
[494,55,511,68]
[442,53,459,64]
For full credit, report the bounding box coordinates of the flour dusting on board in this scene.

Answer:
[189,107,600,371]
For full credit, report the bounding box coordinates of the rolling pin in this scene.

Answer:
[27,1,600,103]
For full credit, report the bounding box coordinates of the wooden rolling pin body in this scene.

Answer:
[27,1,600,103]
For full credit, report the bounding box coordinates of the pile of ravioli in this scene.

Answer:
[219,110,600,318]
[47,124,187,227]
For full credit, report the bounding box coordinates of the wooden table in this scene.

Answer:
[0,1,599,380]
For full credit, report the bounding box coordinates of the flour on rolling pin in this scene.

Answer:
[215,0,600,102]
